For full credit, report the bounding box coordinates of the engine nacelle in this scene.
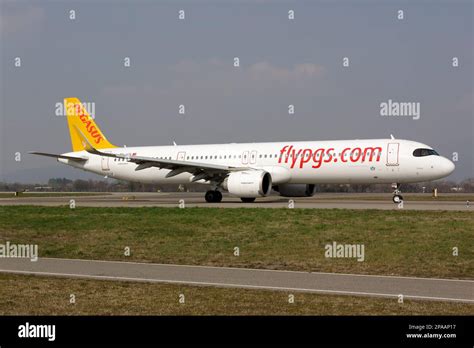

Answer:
[222,170,272,198]
[274,184,316,197]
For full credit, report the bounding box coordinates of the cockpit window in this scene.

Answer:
[413,148,439,157]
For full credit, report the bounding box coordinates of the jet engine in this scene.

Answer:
[274,184,316,197]
[222,170,272,198]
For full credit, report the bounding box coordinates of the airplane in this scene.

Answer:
[31,97,455,204]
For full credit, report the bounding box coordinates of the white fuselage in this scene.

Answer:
[59,139,455,186]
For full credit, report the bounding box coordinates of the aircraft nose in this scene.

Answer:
[441,157,455,176]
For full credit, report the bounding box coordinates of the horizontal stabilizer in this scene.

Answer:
[29,152,88,162]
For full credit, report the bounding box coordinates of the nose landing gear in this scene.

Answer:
[391,183,403,204]
[392,194,403,204]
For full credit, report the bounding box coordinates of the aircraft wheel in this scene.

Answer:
[205,191,216,203]
[205,190,223,203]
[241,197,256,203]
[392,194,403,204]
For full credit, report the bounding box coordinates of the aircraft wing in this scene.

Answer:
[102,152,247,181]
[75,126,250,182]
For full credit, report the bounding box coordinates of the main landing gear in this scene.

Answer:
[391,183,403,204]
[240,197,256,203]
[205,190,223,203]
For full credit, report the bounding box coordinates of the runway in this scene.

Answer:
[0,257,472,303]
[0,192,472,210]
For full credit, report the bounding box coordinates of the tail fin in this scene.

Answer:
[65,97,117,152]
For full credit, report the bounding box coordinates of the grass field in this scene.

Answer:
[0,206,472,279]
[0,273,472,315]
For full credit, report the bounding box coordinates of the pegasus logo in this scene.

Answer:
[74,104,104,144]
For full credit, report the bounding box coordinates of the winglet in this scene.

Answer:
[73,125,126,162]
[73,125,100,154]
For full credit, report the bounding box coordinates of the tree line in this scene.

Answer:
[0,177,472,193]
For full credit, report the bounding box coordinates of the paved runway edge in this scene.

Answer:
[1,192,473,210]
[0,258,472,303]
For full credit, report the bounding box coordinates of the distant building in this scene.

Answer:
[34,186,53,191]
